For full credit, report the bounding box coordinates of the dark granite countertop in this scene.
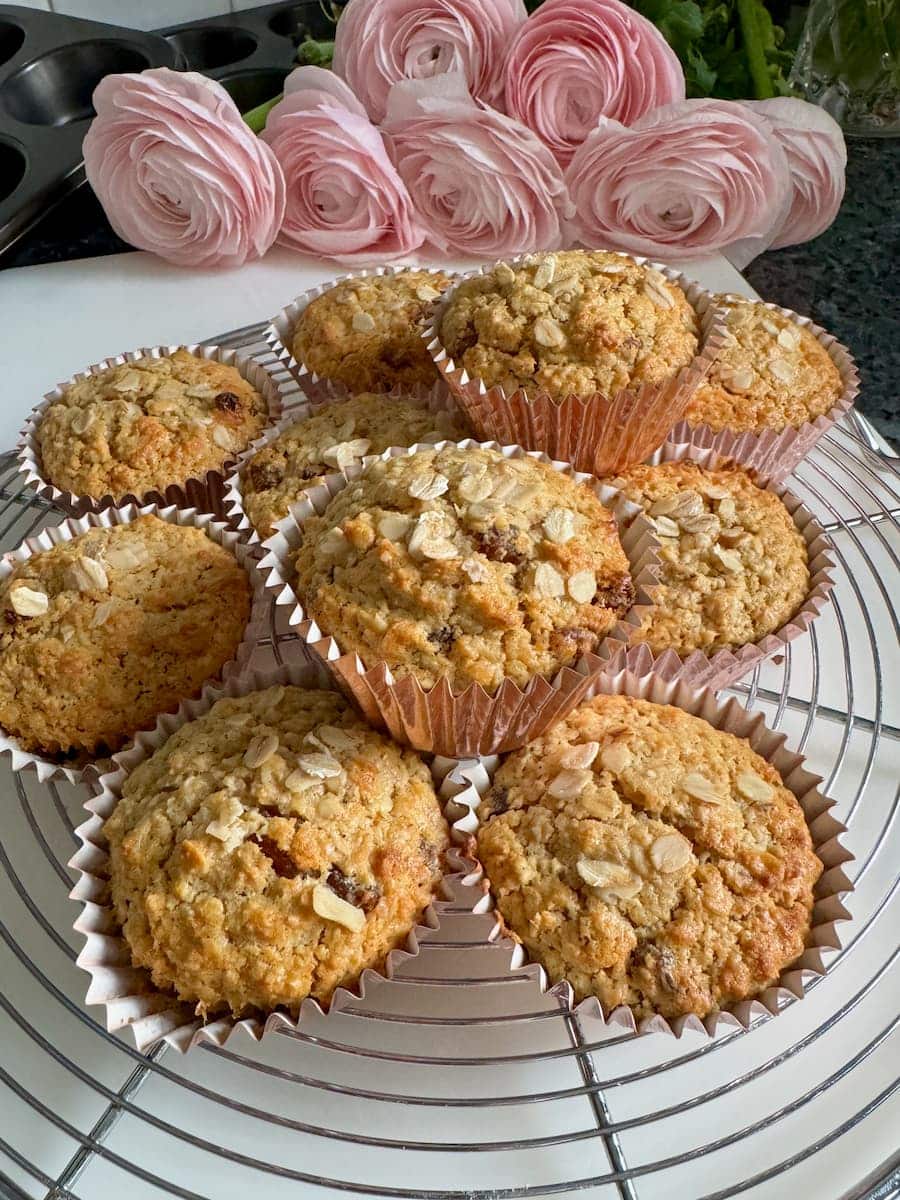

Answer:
[2,138,897,443]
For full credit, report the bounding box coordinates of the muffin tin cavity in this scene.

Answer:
[219,67,289,112]
[0,19,24,68]
[2,40,151,126]
[165,26,257,71]
[0,138,24,202]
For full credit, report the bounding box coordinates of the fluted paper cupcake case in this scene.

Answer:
[259,439,661,759]
[68,660,487,1054]
[589,441,836,692]
[0,502,268,786]
[424,253,729,478]
[223,381,468,545]
[667,297,860,483]
[462,660,854,1039]
[16,343,285,519]
[265,265,457,401]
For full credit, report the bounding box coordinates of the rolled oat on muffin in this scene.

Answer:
[291,269,454,394]
[291,444,635,693]
[438,250,699,401]
[0,514,250,758]
[610,459,810,656]
[36,348,269,502]
[477,693,821,1021]
[241,393,471,539]
[104,684,449,1018]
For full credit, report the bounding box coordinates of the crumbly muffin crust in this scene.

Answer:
[0,515,250,757]
[611,460,809,655]
[477,694,820,1020]
[105,685,449,1017]
[439,251,699,401]
[685,298,843,433]
[37,349,268,500]
[291,270,453,393]
[293,446,635,692]
[242,393,471,538]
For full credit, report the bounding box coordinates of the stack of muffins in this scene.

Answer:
[7,252,854,1046]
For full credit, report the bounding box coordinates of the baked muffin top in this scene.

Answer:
[611,460,809,655]
[241,393,471,539]
[0,515,250,757]
[477,693,821,1020]
[293,445,635,692]
[685,297,843,433]
[104,685,449,1018]
[290,270,453,394]
[37,349,268,500]
[438,251,699,401]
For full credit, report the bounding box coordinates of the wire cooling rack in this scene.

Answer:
[0,322,897,1200]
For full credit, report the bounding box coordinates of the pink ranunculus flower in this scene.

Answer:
[83,68,285,269]
[383,73,574,258]
[743,97,847,249]
[261,66,425,265]
[565,99,792,267]
[504,0,685,166]
[333,0,527,123]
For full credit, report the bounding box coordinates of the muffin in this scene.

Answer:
[292,445,635,692]
[241,393,471,539]
[477,693,821,1021]
[610,460,809,655]
[36,349,269,501]
[438,251,699,401]
[0,515,250,757]
[290,270,453,394]
[685,297,843,433]
[104,685,449,1017]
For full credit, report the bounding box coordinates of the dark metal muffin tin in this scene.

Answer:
[0,2,331,257]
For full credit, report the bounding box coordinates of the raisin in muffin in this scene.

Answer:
[477,693,821,1021]
[685,297,843,433]
[242,393,471,538]
[104,685,449,1017]
[290,270,453,394]
[37,349,269,501]
[438,251,699,401]
[293,445,635,692]
[610,460,809,655]
[0,515,250,757]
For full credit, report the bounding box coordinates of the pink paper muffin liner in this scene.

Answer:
[668,297,860,483]
[0,502,267,786]
[223,381,468,545]
[16,343,285,519]
[424,253,729,478]
[265,265,457,402]
[591,441,836,692]
[68,660,486,1054]
[468,659,854,1039]
[259,439,660,759]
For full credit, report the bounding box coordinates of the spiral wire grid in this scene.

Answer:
[0,320,897,1200]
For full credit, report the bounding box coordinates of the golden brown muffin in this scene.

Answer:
[291,270,453,393]
[37,349,269,501]
[477,694,821,1020]
[439,251,699,401]
[241,393,471,538]
[293,445,635,692]
[0,515,250,757]
[105,685,449,1017]
[685,297,843,433]
[610,460,809,655]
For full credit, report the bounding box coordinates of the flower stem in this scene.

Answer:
[737,0,775,99]
[242,95,282,134]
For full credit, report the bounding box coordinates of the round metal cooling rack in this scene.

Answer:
[0,324,897,1200]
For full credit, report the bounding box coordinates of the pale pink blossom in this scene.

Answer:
[83,68,284,269]
[333,0,527,123]
[384,74,573,258]
[504,0,685,166]
[261,66,425,264]
[743,97,847,248]
[566,99,791,266]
